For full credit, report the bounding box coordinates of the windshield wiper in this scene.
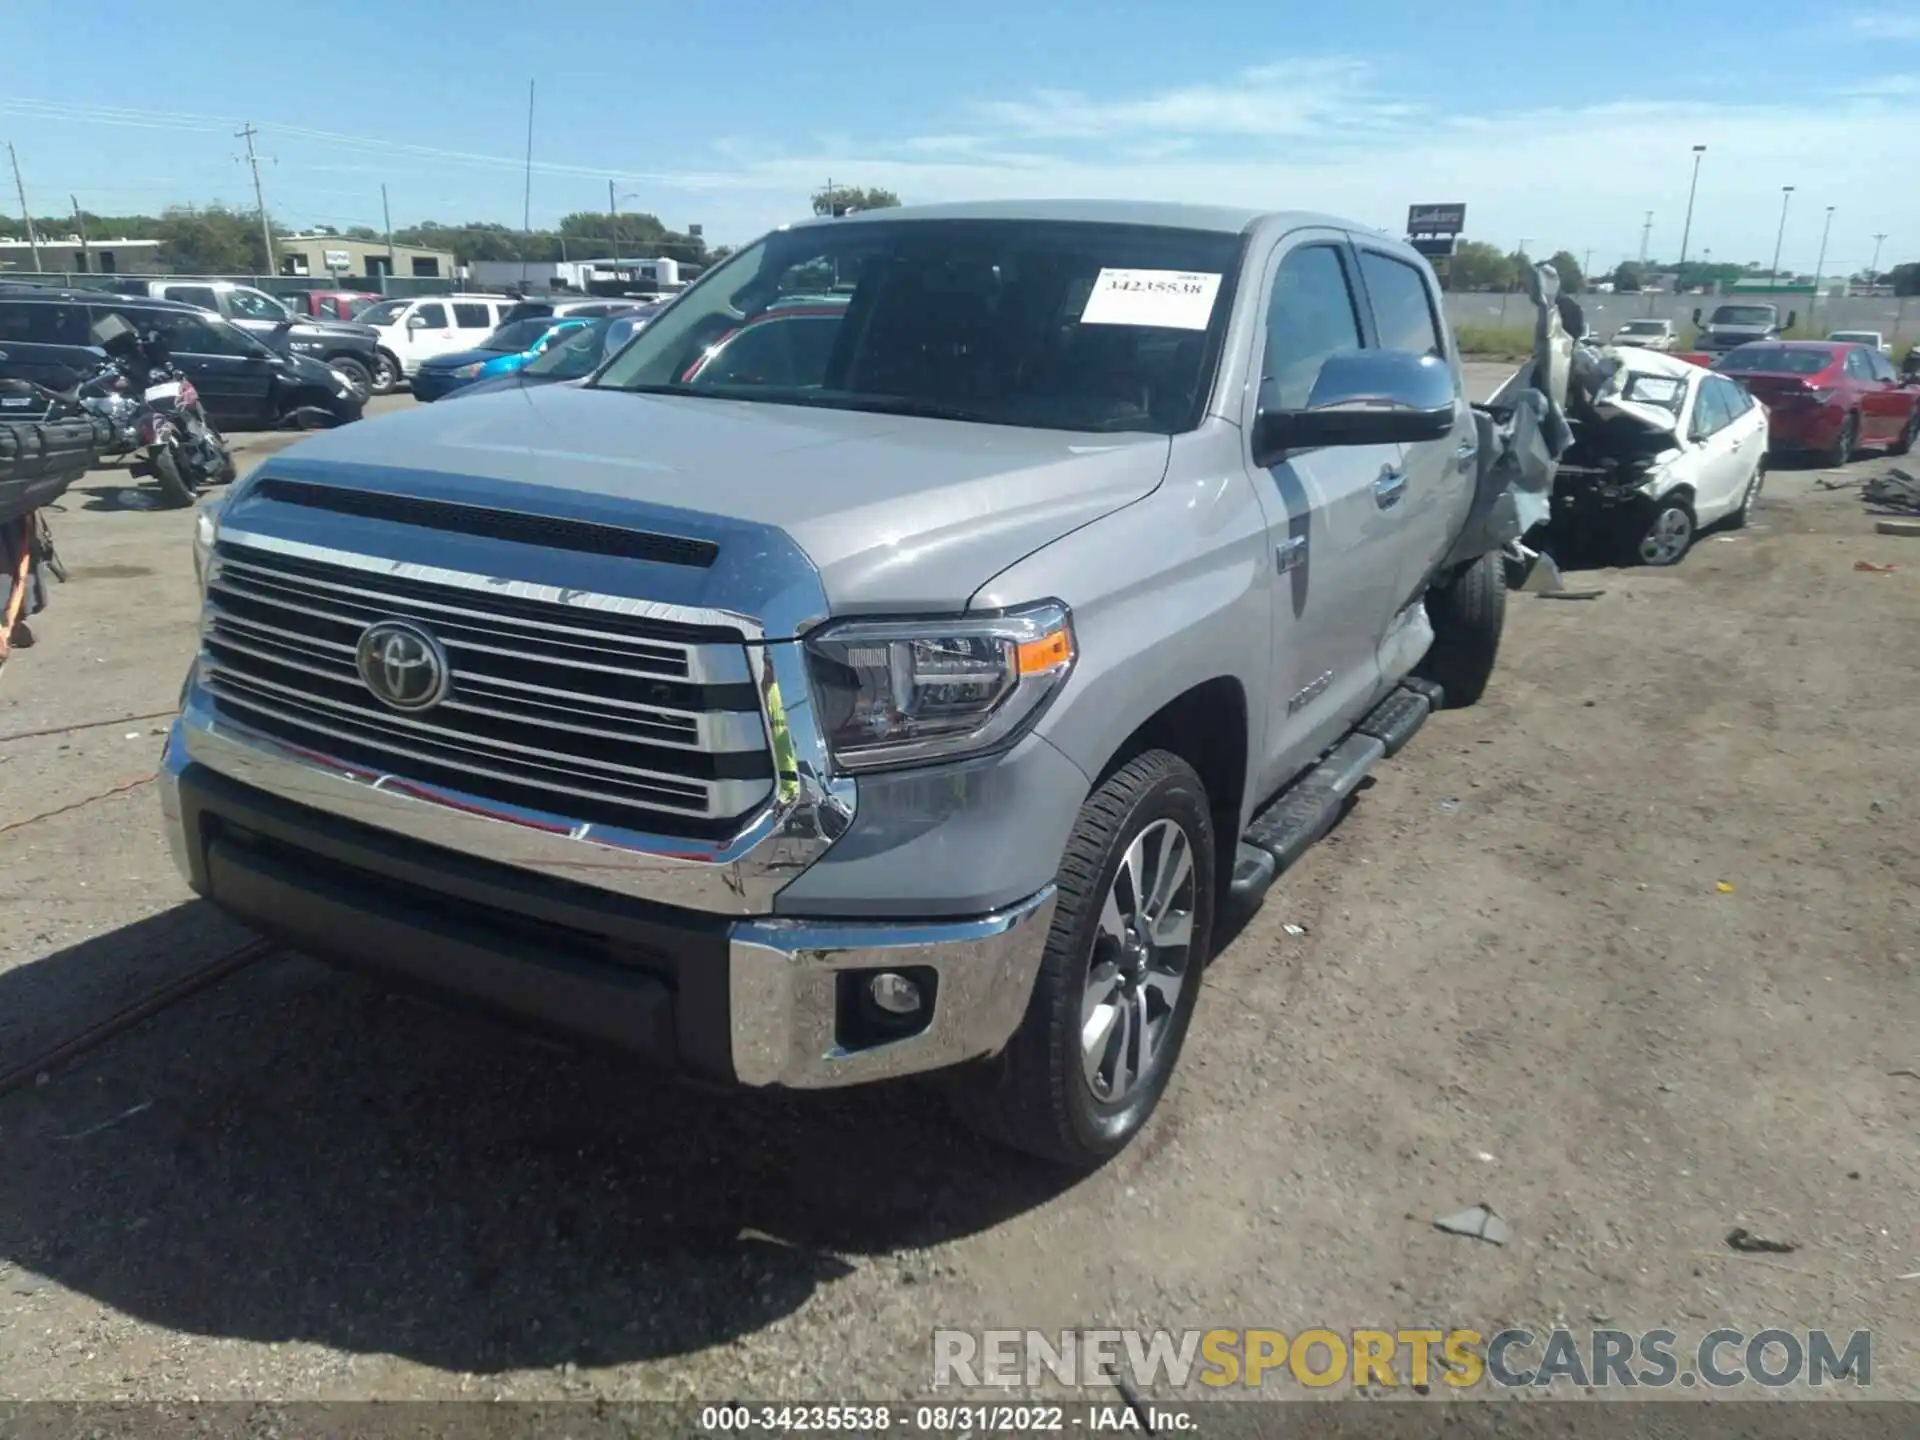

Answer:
[822,394,994,424]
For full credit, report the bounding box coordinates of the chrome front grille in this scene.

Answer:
[199,542,775,838]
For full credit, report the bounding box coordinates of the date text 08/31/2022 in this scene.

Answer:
[698,1404,1192,1433]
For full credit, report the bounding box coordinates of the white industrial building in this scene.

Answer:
[466,256,685,293]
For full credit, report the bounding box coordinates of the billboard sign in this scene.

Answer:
[1407,204,1467,235]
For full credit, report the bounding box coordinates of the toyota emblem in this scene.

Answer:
[355,620,451,712]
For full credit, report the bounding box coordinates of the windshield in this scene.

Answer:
[357,299,408,327]
[1619,321,1666,334]
[483,317,561,352]
[1619,373,1686,413]
[345,296,377,318]
[1710,306,1777,327]
[591,218,1241,433]
[1828,332,1875,343]
[1714,346,1828,375]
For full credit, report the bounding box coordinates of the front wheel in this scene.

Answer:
[1891,407,1919,457]
[949,750,1214,1168]
[1635,496,1694,566]
[370,350,402,394]
[329,356,373,402]
[149,441,198,508]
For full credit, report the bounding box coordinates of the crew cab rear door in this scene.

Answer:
[1349,242,1474,613]
[1238,231,1400,794]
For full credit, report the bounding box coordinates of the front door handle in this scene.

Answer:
[1453,439,1478,473]
[1275,534,1307,573]
[1374,466,1406,510]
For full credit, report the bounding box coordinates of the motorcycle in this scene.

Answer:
[98,320,234,507]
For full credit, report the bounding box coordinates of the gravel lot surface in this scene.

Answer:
[2,372,1916,1404]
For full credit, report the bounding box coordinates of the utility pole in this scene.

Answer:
[70,194,89,271]
[7,143,42,272]
[1677,143,1706,269]
[520,80,535,289]
[236,124,275,274]
[1869,232,1887,282]
[380,183,395,292]
[1582,247,1593,278]
[1639,212,1653,265]
[1769,185,1794,282]
[1809,205,1835,324]
[609,179,620,268]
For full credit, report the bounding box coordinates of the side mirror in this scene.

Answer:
[1252,350,1456,465]
[1692,308,1703,326]
[406,314,430,329]
[1786,310,1798,330]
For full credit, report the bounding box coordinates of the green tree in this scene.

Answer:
[1891,262,1920,297]
[1612,260,1646,292]
[810,185,901,217]
[154,205,275,274]
[1545,250,1584,294]
[1447,240,1514,291]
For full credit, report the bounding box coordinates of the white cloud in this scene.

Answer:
[1850,13,1920,39]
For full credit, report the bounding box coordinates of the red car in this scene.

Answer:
[1711,341,1920,465]
[278,288,382,323]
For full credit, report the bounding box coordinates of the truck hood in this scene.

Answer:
[288,318,379,343]
[261,383,1172,614]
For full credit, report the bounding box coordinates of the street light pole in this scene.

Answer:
[1869,232,1887,281]
[1809,205,1835,325]
[1677,143,1706,270]
[1639,212,1653,264]
[1769,186,1795,282]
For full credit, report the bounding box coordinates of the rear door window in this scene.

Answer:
[453,302,493,329]
[1844,348,1872,380]
[0,301,89,345]
[1356,250,1444,358]
[1866,349,1897,383]
[162,285,221,312]
[1690,378,1733,440]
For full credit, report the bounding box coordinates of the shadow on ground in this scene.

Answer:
[0,903,1075,1374]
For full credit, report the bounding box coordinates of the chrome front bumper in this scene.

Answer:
[160,721,1054,1089]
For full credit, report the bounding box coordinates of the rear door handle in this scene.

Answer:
[1374,466,1406,510]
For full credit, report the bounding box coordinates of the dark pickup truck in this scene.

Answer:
[104,280,391,397]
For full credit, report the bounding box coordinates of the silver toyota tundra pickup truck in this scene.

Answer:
[162,201,1557,1167]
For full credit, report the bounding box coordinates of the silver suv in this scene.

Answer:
[164,201,1549,1166]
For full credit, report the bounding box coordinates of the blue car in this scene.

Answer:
[447,305,664,401]
[410,316,593,402]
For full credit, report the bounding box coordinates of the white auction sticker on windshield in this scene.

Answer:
[1080,269,1222,331]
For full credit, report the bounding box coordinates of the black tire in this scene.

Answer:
[1891,407,1918,458]
[370,349,403,395]
[1727,458,1765,529]
[329,355,373,401]
[149,442,198,508]
[1828,412,1859,468]
[1633,495,1695,567]
[1417,550,1506,709]
[949,750,1214,1168]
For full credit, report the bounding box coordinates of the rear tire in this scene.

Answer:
[1828,412,1859,468]
[1417,550,1506,708]
[1727,458,1764,529]
[149,443,197,509]
[949,750,1214,1169]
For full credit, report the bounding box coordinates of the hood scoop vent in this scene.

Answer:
[250,477,719,568]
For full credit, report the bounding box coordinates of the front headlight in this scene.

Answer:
[193,493,225,593]
[803,602,1076,772]
[450,361,487,379]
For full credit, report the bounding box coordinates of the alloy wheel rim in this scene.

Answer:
[1081,818,1197,1104]
[1640,507,1691,564]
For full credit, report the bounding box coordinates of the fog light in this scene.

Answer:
[868,971,923,1016]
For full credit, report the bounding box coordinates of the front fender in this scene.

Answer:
[971,436,1272,831]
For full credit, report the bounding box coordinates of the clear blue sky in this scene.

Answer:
[2,0,1915,274]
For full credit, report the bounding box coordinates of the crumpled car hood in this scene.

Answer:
[266,383,1173,615]
[1586,347,1700,436]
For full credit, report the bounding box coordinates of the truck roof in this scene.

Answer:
[790,198,1359,239]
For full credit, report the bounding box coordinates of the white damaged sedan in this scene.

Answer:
[1546,348,1770,566]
